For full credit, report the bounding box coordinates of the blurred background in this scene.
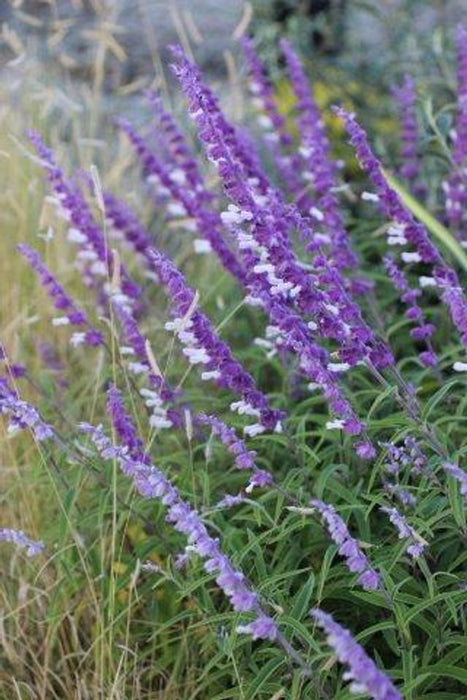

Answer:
[1,1,465,106]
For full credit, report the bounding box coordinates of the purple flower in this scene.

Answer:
[27,130,140,304]
[311,499,380,590]
[246,469,273,492]
[355,441,377,460]
[0,528,44,557]
[383,255,437,366]
[241,38,303,202]
[146,89,214,194]
[0,378,54,442]
[80,390,279,643]
[392,75,424,195]
[107,385,151,463]
[380,506,426,559]
[215,494,245,509]
[311,608,402,700]
[197,414,257,470]
[145,246,284,435]
[336,106,467,349]
[18,244,103,347]
[170,44,390,449]
[444,25,467,239]
[115,118,247,285]
[281,39,358,270]
[443,462,467,497]
[236,615,278,641]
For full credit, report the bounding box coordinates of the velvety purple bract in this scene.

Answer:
[311,608,402,699]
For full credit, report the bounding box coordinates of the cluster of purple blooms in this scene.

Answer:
[310,499,381,591]
[81,387,278,640]
[6,28,467,696]
[18,243,103,347]
[444,25,467,241]
[0,528,44,557]
[379,437,425,508]
[311,608,402,700]
[336,106,467,357]
[380,506,426,559]
[0,377,53,442]
[392,75,424,198]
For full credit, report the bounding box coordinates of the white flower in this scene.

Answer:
[193,239,212,254]
[70,332,86,346]
[230,401,260,417]
[401,252,422,263]
[419,276,436,288]
[265,325,281,338]
[361,191,380,202]
[243,423,266,437]
[182,347,210,364]
[201,370,221,381]
[178,330,196,345]
[149,415,173,429]
[254,338,274,349]
[164,317,192,333]
[453,361,467,372]
[127,362,149,375]
[244,295,264,307]
[388,235,407,246]
[299,146,313,158]
[52,316,70,326]
[257,114,273,130]
[327,362,350,373]
[169,168,186,185]
[167,202,186,217]
[253,263,275,275]
[77,249,98,262]
[326,419,345,430]
[90,261,107,276]
[309,207,324,221]
[220,204,253,227]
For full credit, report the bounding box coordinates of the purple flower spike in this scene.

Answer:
[170,44,386,448]
[355,441,377,460]
[392,75,424,195]
[0,528,44,557]
[311,608,402,700]
[115,118,247,285]
[26,130,141,305]
[0,378,54,442]
[383,255,437,366]
[81,392,279,644]
[280,39,358,270]
[145,89,210,194]
[109,298,181,428]
[444,25,467,240]
[18,244,103,347]
[197,414,257,470]
[241,38,303,201]
[145,246,284,435]
[311,499,380,590]
[443,462,467,498]
[236,615,278,641]
[380,506,426,559]
[336,106,467,349]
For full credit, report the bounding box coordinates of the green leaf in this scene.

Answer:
[290,576,315,621]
